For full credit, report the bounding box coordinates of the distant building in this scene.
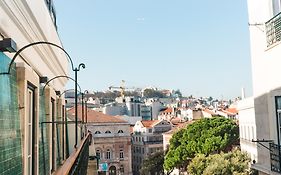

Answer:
[145,98,165,120]
[131,120,172,175]
[68,106,133,175]
[237,97,257,163]
[158,107,176,121]
[217,108,238,120]
[202,108,216,118]
[103,102,128,116]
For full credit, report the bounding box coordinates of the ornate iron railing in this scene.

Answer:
[265,12,281,46]
[54,133,92,175]
[270,142,281,173]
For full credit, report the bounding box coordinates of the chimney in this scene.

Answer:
[241,87,245,99]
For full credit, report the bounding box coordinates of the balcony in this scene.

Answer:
[144,140,163,145]
[265,12,281,47]
[54,133,92,175]
[44,0,57,29]
[270,142,281,173]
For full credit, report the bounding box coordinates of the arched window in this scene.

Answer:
[96,149,101,159]
[106,149,111,159]
[95,131,101,134]
[118,130,124,133]
[105,130,111,134]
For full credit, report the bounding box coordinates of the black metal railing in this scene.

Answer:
[270,142,281,173]
[54,133,92,175]
[265,12,281,46]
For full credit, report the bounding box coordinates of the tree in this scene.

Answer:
[174,89,183,98]
[164,117,239,172]
[143,89,165,98]
[140,151,165,175]
[188,148,251,175]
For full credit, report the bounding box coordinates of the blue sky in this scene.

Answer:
[54,0,252,99]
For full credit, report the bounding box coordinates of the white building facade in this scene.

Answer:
[0,0,70,174]
[246,0,281,174]
[237,97,257,163]
[132,120,172,175]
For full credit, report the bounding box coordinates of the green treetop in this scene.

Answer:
[164,117,239,172]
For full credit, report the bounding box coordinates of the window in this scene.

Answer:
[96,149,101,159]
[120,165,124,175]
[106,149,111,159]
[149,129,152,133]
[51,98,55,172]
[120,149,124,159]
[118,130,124,133]
[27,85,35,174]
[95,131,101,134]
[272,0,281,15]
[105,130,111,134]
[276,96,281,144]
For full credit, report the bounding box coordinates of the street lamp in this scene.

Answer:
[0,41,85,148]
[41,75,82,96]
[81,90,89,139]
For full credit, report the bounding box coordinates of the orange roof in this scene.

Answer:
[141,120,159,128]
[223,108,238,115]
[67,105,127,123]
[162,108,173,113]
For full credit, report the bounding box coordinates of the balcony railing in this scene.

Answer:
[144,140,163,145]
[270,142,281,173]
[54,133,92,175]
[265,12,281,47]
[44,0,57,29]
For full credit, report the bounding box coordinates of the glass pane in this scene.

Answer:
[276,97,281,109]
[28,125,31,155]
[28,156,32,174]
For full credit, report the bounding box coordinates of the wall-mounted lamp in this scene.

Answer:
[0,38,17,53]
[40,76,48,83]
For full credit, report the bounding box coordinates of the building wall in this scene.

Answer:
[238,97,257,163]
[132,120,171,174]
[247,0,281,174]
[0,1,68,88]
[0,0,69,174]
[87,123,132,175]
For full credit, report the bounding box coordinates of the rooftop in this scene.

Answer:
[67,105,127,123]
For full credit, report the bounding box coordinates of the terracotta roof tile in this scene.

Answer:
[67,105,127,123]
[222,108,238,115]
[161,108,173,113]
[141,120,159,128]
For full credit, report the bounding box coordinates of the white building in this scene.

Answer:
[132,120,172,175]
[237,97,257,163]
[246,0,281,174]
[145,98,165,120]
